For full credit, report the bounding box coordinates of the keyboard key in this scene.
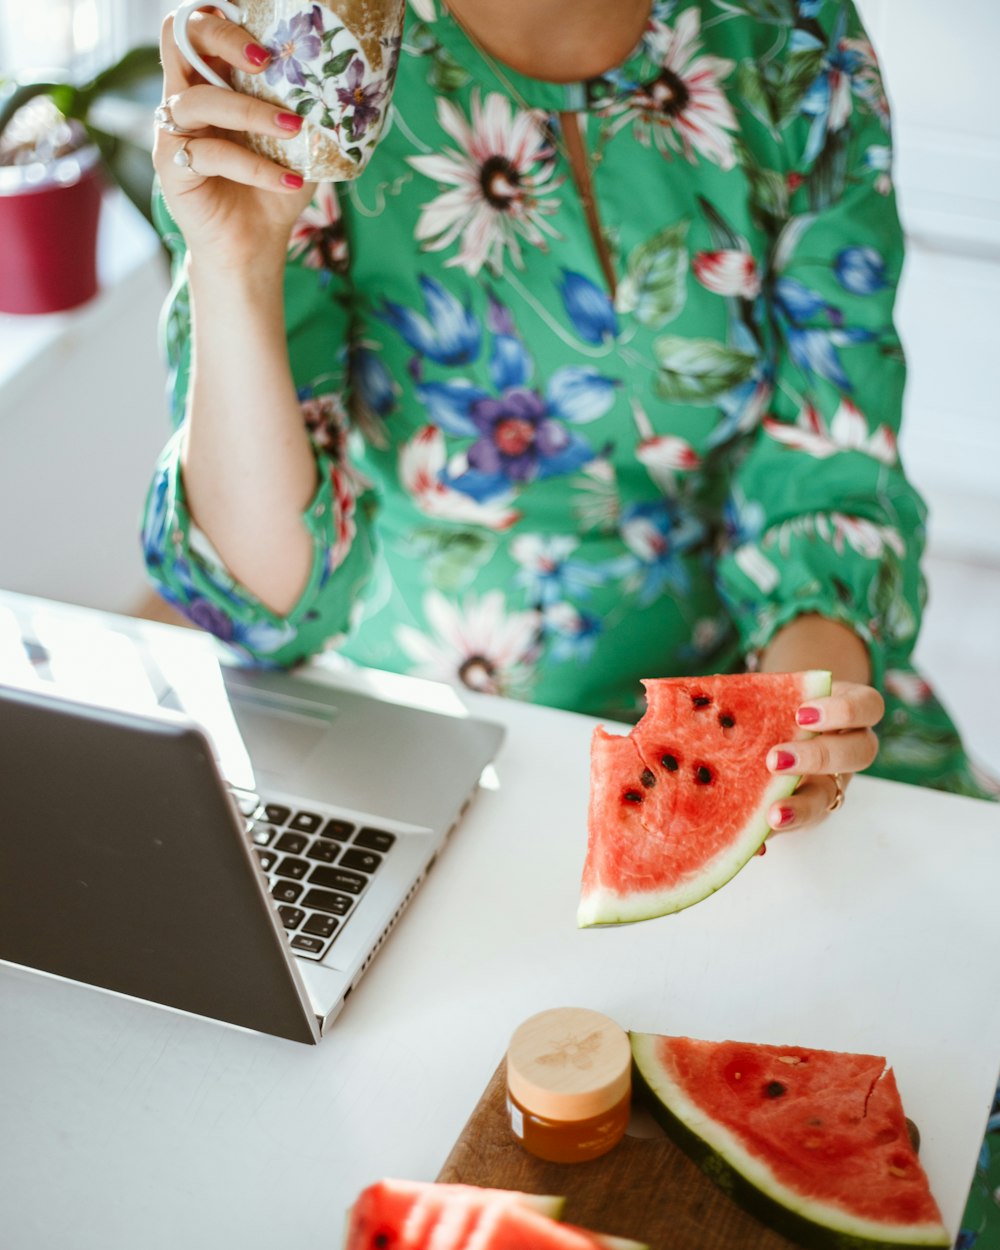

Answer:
[278,905,305,930]
[309,866,367,894]
[232,789,262,816]
[319,818,355,841]
[276,856,310,880]
[289,810,323,834]
[291,934,326,954]
[303,914,339,938]
[301,888,354,916]
[272,880,303,904]
[264,804,291,825]
[256,849,278,872]
[339,848,382,875]
[307,841,339,864]
[251,825,277,847]
[354,827,396,853]
[275,832,309,855]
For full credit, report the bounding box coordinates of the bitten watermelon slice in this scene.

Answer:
[578,671,832,925]
[631,1032,950,1250]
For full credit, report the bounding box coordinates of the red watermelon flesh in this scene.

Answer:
[578,671,831,925]
[631,1032,949,1249]
[344,1181,563,1250]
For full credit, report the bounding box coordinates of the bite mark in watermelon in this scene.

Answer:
[578,671,832,925]
[630,1032,950,1250]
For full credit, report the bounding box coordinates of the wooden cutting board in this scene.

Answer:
[437,1060,798,1250]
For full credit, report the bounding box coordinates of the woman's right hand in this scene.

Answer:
[154,8,315,269]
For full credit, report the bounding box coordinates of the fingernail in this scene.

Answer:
[773,750,797,772]
[276,111,302,132]
[281,172,304,189]
[245,43,270,66]
[797,706,821,726]
[774,806,796,828]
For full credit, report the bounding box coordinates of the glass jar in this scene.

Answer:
[506,1006,631,1164]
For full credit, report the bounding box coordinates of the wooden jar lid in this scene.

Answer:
[506,1007,631,1122]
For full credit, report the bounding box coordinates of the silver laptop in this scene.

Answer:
[0,591,505,1044]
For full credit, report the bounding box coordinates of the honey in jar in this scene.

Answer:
[506,1006,631,1163]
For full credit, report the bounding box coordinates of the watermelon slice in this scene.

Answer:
[344,1180,563,1249]
[578,671,832,925]
[631,1032,950,1250]
[343,1180,646,1250]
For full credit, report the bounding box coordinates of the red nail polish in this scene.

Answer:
[276,111,302,132]
[245,43,270,66]
[774,750,796,771]
[775,806,795,827]
[756,841,767,856]
[281,172,304,189]
[797,706,821,726]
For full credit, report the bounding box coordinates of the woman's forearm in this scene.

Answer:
[181,251,318,616]
[758,613,872,685]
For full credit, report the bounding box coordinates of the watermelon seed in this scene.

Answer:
[906,1117,921,1153]
[640,768,656,788]
[623,789,644,805]
[778,1056,802,1065]
[661,753,679,772]
[888,1165,909,1178]
[694,764,714,785]
[803,1136,824,1150]
[764,1081,787,1098]
[719,713,735,728]
[692,694,712,708]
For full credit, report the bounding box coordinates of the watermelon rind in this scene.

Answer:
[629,1033,951,1250]
[578,670,832,926]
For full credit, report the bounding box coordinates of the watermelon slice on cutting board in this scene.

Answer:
[631,1032,950,1250]
[578,670,832,926]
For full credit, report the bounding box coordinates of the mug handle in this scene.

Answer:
[173,1,245,90]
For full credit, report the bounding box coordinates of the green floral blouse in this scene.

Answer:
[145,0,995,803]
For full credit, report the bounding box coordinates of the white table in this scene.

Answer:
[1,664,998,1250]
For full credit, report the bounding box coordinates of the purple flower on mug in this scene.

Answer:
[336,57,386,139]
[265,8,324,86]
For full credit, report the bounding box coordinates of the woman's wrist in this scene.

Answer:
[757,614,872,686]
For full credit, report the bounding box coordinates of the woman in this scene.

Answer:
[145,0,993,830]
[146,4,997,1238]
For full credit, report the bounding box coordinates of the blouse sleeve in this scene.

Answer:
[714,0,926,691]
[141,185,378,667]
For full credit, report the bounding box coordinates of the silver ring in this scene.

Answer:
[173,139,201,176]
[826,772,846,813]
[154,95,196,136]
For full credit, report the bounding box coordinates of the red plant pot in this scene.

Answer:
[0,150,104,315]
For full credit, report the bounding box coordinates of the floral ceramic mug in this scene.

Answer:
[173,0,404,181]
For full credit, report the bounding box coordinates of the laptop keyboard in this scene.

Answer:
[231,790,395,962]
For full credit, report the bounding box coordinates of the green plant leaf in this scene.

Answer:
[653,336,757,404]
[324,48,358,76]
[616,221,690,328]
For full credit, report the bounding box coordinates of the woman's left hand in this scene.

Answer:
[765,680,884,832]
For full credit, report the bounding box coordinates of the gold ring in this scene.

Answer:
[826,772,846,813]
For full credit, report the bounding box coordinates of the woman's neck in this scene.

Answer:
[444,0,652,84]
